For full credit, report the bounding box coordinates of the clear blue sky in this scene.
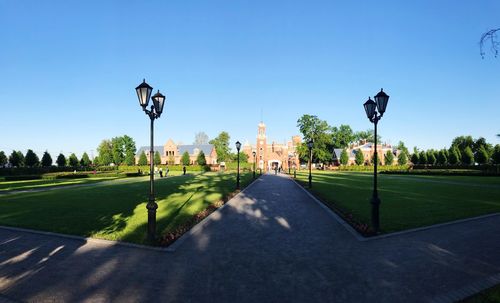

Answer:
[1,0,499,158]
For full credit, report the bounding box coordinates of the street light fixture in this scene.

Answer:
[252,151,256,179]
[135,79,166,242]
[363,88,389,234]
[307,140,313,188]
[236,141,241,189]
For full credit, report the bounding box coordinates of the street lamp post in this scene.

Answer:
[252,151,256,179]
[236,141,241,189]
[363,88,389,234]
[135,79,166,242]
[307,140,313,188]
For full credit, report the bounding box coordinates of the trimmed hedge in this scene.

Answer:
[380,169,500,176]
[4,175,43,181]
[335,165,409,172]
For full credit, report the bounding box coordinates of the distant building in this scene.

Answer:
[136,139,217,165]
[332,140,400,165]
[242,122,301,172]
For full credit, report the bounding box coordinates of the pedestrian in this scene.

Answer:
[183,166,186,175]
[159,168,163,178]
[165,166,169,177]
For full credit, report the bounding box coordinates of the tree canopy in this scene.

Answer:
[181,151,191,166]
[25,149,40,167]
[41,151,53,167]
[209,131,230,163]
[56,153,66,167]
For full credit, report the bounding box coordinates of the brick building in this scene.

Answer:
[242,122,301,172]
[136,139,217,165]
[332,140,400,165]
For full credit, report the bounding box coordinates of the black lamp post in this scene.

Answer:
[307,140,313,188]
[135,79,166,242]
[363,88,389,234]
[236,141,241,189]
[252,151,256,179]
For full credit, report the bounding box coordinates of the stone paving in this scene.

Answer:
[0,174,499,302]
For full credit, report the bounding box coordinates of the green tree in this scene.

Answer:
[138,151,148,165]
[111,136,125,165]
[97,139,113,166]
[9,151,22,167]
[0,151,7,167]
[25,149,39,167]
[154,151,162,165]
[340,149,349,165]
[451,135,474,154]
[419,151,428,165]
[354,129,381,143]
[331,125,355,149]
[472,137,493,156]
[209,131,230,163]
[355,150,364,165]
[80,152,91,167]
[475,145,490,165]
[56,153,66,167]
[232,152,249,163]
[410,153,419,165]
[41,151,53,167]
[197,150,207,166]
[397,151,408,165]
[462,146,474,165]
[384,150,394,165]
[122,135,137,166]
[371,153,382,166]
[68,153,79,167]
[448,147,460,165]
[296,114,332,163]
[396,141,409,158]
[437,150,447,165]
[181,151,191,166]
[426,150,436,165]
[492,145,500,164]
[16,151,25,167]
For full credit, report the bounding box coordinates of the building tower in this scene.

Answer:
[256,122,267,170]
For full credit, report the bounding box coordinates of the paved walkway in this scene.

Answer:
[1,174,499,302]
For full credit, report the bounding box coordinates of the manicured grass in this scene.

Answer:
[0,171,185,192]
[0,172,254,245]
[461,284,500,303]
[0,177,119,192]
[295,171,500,233]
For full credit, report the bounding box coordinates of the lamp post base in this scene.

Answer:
[147,200,158,242]
[370,195,381,233]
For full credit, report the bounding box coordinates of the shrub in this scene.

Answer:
[4,175,42,181]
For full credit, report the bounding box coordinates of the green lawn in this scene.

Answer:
[0,172,253,245]
[295,171,500,233]
[0,177,120,192]
[0,171,185,192]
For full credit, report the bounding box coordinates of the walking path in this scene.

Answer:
[1,174,499,302]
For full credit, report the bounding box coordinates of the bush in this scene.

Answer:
[4,175,42,181]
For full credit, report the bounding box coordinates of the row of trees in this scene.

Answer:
[411,136,500,165]
[338,149,408,166]
[136,150,209,166]
[296,114,408,165]
[0,150,92,168]
[96,135,136,166]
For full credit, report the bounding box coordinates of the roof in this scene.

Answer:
[178,145,214,156]
[332,148,356,160]
[136,144,214,156]
[136,146,164,156]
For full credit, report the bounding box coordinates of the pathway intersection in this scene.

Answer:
[1,174,499,302]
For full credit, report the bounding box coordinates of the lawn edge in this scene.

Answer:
[289,174,500,242]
